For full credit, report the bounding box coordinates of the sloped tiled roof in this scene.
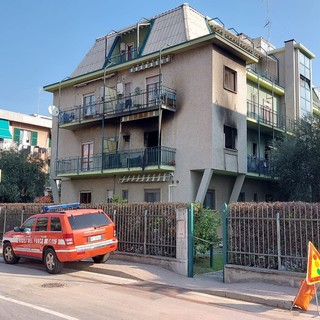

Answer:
[71,32,117,78]
[70,4,210,77]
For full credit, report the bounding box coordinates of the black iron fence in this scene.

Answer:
[227,202,320,273]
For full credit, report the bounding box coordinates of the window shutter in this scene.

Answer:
[31,131,38,146]
[14,128,20,143]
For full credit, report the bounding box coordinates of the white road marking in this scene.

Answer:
[0,294,80,320]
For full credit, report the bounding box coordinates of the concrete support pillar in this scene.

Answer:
[229,174,245,204]
[195,168,213,204]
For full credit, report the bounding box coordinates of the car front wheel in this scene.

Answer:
[3,242,20,264]
[92,253,110,263]
[44,248,63,274]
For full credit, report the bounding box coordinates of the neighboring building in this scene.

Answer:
[43,4,317,209]
[0,109,52,170]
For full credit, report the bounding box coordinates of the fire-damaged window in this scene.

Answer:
[224,125,237,150]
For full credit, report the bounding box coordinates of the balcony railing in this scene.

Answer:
[247,155,271,176]
[247,100,295,132]
[55,146,176,176]
[59,86,176,125]
[247,65,279,85]
[108,48,139,66]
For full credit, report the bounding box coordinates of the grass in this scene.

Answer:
[194,252,223,274]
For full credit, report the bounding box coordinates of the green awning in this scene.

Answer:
[0,119,12,139]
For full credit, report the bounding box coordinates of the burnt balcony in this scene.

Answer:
[59,86,176,127]
[55,146,176,177]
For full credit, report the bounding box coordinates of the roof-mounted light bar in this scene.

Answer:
[43,203,81,213]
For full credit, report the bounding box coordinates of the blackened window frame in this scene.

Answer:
[224,125,237,150]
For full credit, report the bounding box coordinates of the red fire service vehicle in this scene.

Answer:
[2,203,118,274]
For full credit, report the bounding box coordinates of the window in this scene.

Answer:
[50,217,62,232]
[238,192,245,202]
[299,52,311,79]
[127,43,134,61]
[203,189,216,210]
[14,128,38,146]
[253,193,258,202]
[144,189,160,202]
[68,213,111,230]
[300,75,311,116]
[146,76,159,105]
[106,190,113,203]
[83,94,95,116]
[35,217,48,232]
[224,125,237,149]
[224,66,237,92]
[80,192,91,204]
[122,189,128,201]
[81,142,93,171]
[22,218,36,231]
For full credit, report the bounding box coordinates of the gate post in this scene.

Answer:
[222,203,228,283]
[187,203,194,278]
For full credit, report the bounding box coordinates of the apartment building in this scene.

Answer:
[0,109,52,164]
[44,4,316,209]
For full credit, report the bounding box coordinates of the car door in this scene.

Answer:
[32,216,49,259]
[11,217,36,257]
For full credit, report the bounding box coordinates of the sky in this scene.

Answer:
[1,0,319,117]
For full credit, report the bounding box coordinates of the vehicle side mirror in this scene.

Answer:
[13,226,21,232]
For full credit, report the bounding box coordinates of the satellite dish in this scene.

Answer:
[48,105,59,117]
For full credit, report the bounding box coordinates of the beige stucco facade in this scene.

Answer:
[44,4,316,210]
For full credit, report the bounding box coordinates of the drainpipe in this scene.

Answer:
[158,44,171,167]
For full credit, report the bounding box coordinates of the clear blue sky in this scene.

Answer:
[1,0,319,116]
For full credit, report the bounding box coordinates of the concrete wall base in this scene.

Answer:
[224,264,305,288]
[113,252,188,276]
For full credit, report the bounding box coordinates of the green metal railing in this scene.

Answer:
[55,146,176,175]
[59,86,176,125]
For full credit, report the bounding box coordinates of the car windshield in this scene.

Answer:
[68,212,111,230]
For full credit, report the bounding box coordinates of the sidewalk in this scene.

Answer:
[64,257,320,316]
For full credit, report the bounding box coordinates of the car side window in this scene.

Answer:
[22,218,36,231]
[35,217,48,232]
[50,217,62,232]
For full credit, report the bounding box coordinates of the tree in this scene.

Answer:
[0,149,48,203]
[270,114,320,202]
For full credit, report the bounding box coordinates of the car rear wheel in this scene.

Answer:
[92,253,110,263]
[44,248,63,274]
[3,242,20,264]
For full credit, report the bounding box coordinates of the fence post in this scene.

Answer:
[222,203,228,282]
[187,203,194,278]
[3,209,7,236]
[21,209,25,225]
[276,212,281,270]
[144,210,147,255]
[210,242,214,268]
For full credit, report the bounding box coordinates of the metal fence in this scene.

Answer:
[0,203,182,259]
[227,202,320,272]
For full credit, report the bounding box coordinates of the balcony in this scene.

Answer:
[247,65,279,85]
[247,155,271,176]
[108,48,139,66]
[59,86,176,127]
[247,100,295,133]
[55,146,176,177]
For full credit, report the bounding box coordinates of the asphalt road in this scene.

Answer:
[0,257,313,320]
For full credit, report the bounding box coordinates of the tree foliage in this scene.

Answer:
[271,114,320,202]
[0,149,47,203]
[193,202,221,255]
